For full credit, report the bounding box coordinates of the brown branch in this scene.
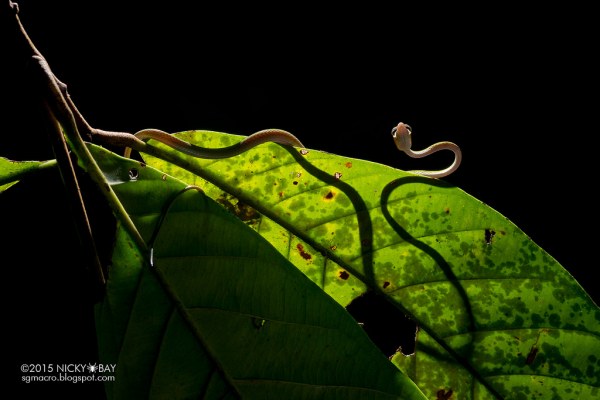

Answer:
[35,64,107,291]
[6,1,156,294]
[6,0,146,152]
[42,100,107,292]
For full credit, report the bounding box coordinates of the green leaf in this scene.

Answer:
[0,157,56,192]
[91,144,426,399]
[393,328,600,399]
[139,130,600,399]
[141,145,368,308]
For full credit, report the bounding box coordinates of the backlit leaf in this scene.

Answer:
[139,130,600,399]
[0,157,55,192]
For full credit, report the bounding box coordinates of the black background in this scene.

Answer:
[4,2,597,398]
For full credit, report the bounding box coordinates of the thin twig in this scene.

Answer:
[6,1,147,152]
[43,103,106,290]
[7,1,106,291]
[32,54,148,251]
[9,2,148,274]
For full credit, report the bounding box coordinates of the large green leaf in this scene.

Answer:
[91,144,426,399]
[139,130,600,399]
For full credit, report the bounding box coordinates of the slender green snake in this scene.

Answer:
[392,122,462,178]
[123,128,305,159]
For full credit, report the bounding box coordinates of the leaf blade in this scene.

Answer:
[0,157,56,192]
[139,130,600,398]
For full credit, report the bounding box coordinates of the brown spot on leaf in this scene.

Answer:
[296,243,312,260]
[383,281,390,289]
[236,202,260,221]
[339,270,349,280]
[444,207,450,214]
[216,197,236,214]
[278,191,284,198]
[329,245,337,251]
[217,195,260,221]
[324,191,334,200]
[293,181,298,185]
[345,162,352,168]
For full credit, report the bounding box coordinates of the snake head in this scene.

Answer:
[391,122,412,151]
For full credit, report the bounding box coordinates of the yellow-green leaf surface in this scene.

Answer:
[140,130,600,399]
[0,157,55,192]
[91,145,426,400]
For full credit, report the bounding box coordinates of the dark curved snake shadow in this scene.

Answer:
[286,147,476,335]
[285,148,376,284]
[286,147,474,335]
[381,176,502,398]
[380,175,475,333]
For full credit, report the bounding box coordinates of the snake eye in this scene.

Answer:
[404,124,412,134]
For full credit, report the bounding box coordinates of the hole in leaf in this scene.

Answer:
[128,168,139,180]
[484,228,495,245]
[437,389,454,399]
[346,291,417,357]
[252,317,267,330]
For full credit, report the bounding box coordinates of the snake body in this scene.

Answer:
[392,122,461,178]
[125,124,459,179]
[124,128,304,159]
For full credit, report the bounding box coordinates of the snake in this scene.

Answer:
[125,124,460,178]
[123,128,305,159]
[391,122,462,178]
